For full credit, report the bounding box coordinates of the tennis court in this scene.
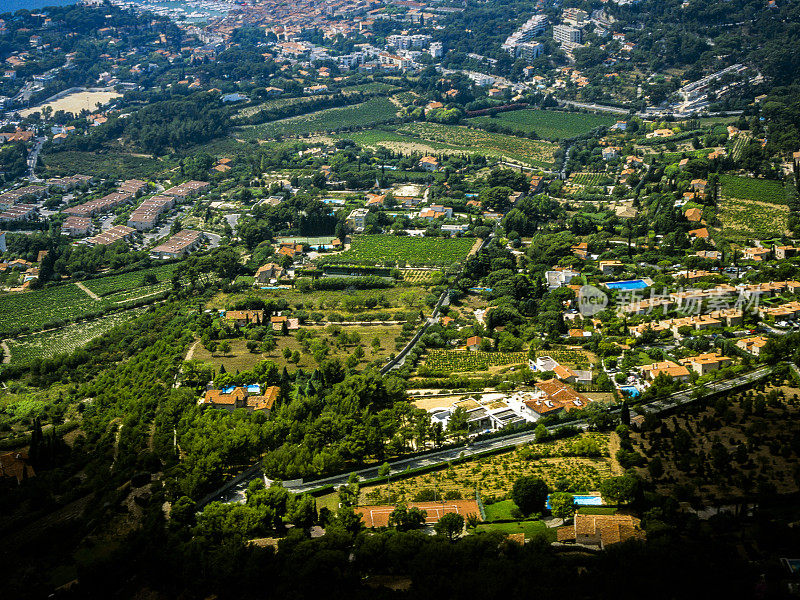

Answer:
[358,500,481,528]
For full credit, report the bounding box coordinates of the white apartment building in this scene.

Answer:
[553,24,582,45]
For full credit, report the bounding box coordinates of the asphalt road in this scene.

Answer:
[212,365,772,504]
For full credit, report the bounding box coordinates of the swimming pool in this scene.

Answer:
[605,279,649,291]
[619,386,640,398]
[546,494,603,509]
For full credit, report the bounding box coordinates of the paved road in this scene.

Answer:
[212,365,772,504]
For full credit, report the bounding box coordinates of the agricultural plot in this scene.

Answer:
[398,123,557,167]
[570,172,606,186]
[401,269,442,284]
[0,284,103,337]
[6,309,144,364]
[320,235,475,267]
[532,349,590,365]
[83,264,176,297]
[41,151,168,179]
[237,97,398,139]
[468,110,615,140]
[719,197,789,240]
[423,349,528,373]
[719,175,787,205]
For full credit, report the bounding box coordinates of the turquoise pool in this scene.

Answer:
[546,494,602,509]
[620,386,640,398]
[605,279,649,291]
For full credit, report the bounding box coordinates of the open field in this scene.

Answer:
[398,122,557,167]
[20,89,120,118]
[320,235,475,267]
[719,197,789,240]
[237,97,399,139]
[360,433,612,506]
[719,174,787,205]
[190,324,405,372]
[82,264,177,298]
[474,520,555,541]
[6,309,144,364]
[468,110,616,140]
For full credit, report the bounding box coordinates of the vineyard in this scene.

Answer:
[397,123,557,167]
[720,174,787,205]
[719,196,790,239]
[401,269,442,284]
[570,172,607,186]
[423,349,528,372]
[83,264,176,297]
[319,235,475,267]
[6,309,144,364]
[237,97,399,139]
[0,265,178,337]
[468,109,616,140]
[533,349,590,365]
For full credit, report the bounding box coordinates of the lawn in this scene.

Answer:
[468,109,616,140]
[577,506,618,515]
[474,520,555,541]
[237,97,399,139]
[319,235,476,268]
[483,499,517,521]
[719,174,787,205]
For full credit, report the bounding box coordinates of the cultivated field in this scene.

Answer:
[320,235,476,267]
[6,309,144,364]
[719,197,790,239]
[398,123,557,167]
[422,349,528,373]
[719,174,787,205]
[237,97,398,139]
[41,151,167,179]
[468,109,616,140]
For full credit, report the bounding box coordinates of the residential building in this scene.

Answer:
[680,352,733,375]
[545,268,579,289]
[255,262,283,284]
[466,336,482,351]
[346,207,370,232]
[86,225,135,246]
[162,180,210,200]
[736,335,769,356]
[742,247,770,261]
[419,156,440,171]
[553,24,582,45]
[151,229,202,259]
[523,378,591,418]
[0,230,4,252]
[775,246,800,260]
[226,310,266,326]
[61,215,92,237]
[571,242,589,259]
[599,260,623,276]
[639,361,690,382]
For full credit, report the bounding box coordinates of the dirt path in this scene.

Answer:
[184,339,200,362]
[608,432,624,475]
[75,281,100,301]
[0,340,10,364]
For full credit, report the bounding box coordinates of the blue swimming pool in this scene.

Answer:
[605,279,649,291]
[619,386,640,398]
[546,494,603,509]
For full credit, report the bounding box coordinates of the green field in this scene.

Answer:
[469,109,616,140]
[398,122,557,167]
[6,309,143,364]
[320,235,476,267]
[237,97,399,139]
[720,175,787,205]
[83,264,176,299]
[41,151,168,179]
[474,520,555,541]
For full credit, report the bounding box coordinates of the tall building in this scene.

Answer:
[553,24,582,45]
[429,41,443,58]
[517,42,544,61]
[0,230,5,252]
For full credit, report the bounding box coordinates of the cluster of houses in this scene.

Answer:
[199,384,280,414]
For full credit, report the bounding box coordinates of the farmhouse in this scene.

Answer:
[419,156,440,172]
[465,336,482,351]
[225,310,266,326]
[0,450,35,485]
[200,385,279,414]
[556,513,644,548]
[255,262,283,284]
